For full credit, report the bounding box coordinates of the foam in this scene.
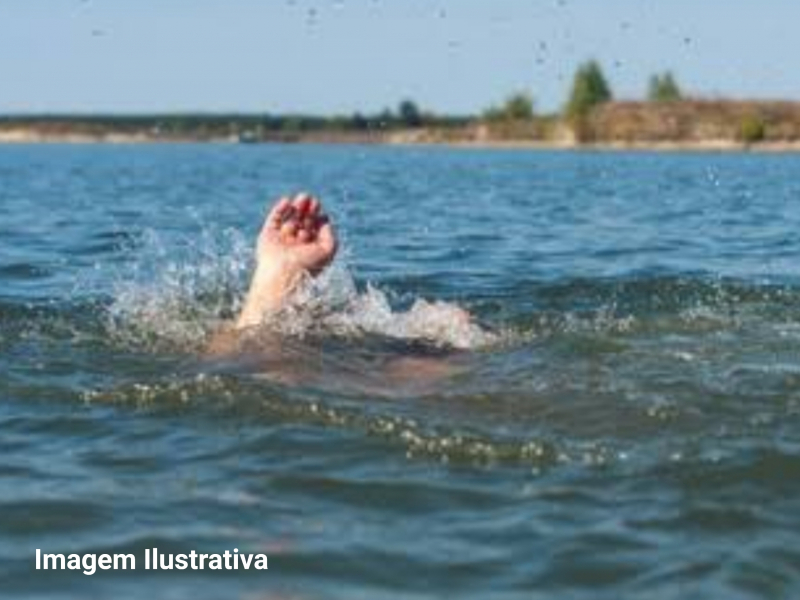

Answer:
[105,226,495,353]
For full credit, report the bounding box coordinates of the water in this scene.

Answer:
[2,144,800,599]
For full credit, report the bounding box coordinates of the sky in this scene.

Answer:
[1,0,799,115]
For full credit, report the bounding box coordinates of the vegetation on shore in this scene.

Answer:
[2,62,800,148]
[0,104,469,143]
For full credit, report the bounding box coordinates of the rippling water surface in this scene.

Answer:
[2,144,800,599]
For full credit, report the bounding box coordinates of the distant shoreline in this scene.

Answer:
[2,130,800,153]
[4,99,800,152]
[443,139,800,153]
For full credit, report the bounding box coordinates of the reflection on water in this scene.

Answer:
[1,144,800,599]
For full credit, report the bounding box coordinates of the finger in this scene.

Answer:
[280,219,298,242]
[266,197,292,230]
[316,219,338,256]
[314,214,330,232]
[292,192,313,216]
[297,229,311,243]
[308,197,321,217]
[302,216,317,234]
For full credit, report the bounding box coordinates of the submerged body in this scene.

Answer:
[207,193,476,390]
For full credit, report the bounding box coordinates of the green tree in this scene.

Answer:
[503,92,535,120]
[377,108,395,129]
[648,72,682,102]
[350,112,368,131]
[483,92,535,122]
[738,114,766,144]
[565,60,612,121]
[281,116,305,132]
[398,100,423,127]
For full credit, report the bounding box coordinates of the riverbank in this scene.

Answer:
[3,100,800,152]
[3,129,799,153]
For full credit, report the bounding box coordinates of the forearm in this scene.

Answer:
[205,261,303,357]
[235,260,304,330]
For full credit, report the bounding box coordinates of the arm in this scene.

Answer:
[205,193,337,355]
[235,259,305,330]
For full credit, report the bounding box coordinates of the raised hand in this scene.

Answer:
[234,193,338,329]
[258,193,338,275]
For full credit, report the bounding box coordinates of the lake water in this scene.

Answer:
[2,144,800,599]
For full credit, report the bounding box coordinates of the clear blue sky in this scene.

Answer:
[2,0,799,115]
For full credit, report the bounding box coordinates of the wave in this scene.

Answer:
[3,221,800,462]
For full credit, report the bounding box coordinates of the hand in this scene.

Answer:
[257,193,338,275]
[235,193,338,329]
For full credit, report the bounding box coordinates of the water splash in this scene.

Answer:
[105,224,495,353]
[272,262,495,349]
[105,225,253,352]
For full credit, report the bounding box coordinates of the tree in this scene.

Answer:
[281,116,305,132]
[738,114,766,144]
[349,112,368,131]
[398,99,423,128]
[377,108,395,129]
[565,60,612,121]
[482,92,535,122]
[503,92,535,120]
[648,72,682,102]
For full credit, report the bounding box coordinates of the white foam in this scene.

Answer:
[105,226,494,352]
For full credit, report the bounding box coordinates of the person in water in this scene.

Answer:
[206,192,335,355]
[208,192,473,388]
